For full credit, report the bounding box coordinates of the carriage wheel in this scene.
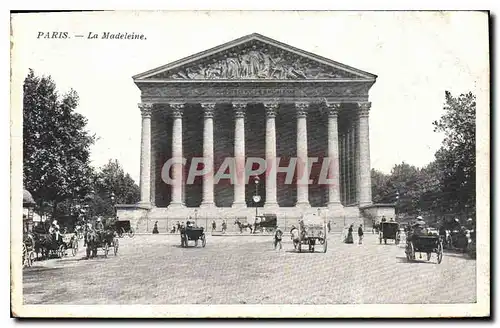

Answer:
[437,242,443,264]
[128,228,135,238]
[323,239,328,253]
[201,234,206,248]
[28,251,36,267]
[114,238,119,255]
[118,228,124,238]
[104,243,109,258]
[22,243,27,267]
[58,245,66,258]
[72,240,78,256]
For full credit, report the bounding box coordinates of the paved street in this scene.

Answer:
[23,233,476,304]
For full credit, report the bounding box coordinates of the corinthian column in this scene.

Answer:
[232,103,247,208]
[138,103,153,207]
[264,103,279,208]
[326,103,341,208]
[168,103,185,208]
[295,102,310,207]
[200,103,215,208]
[358,102,372,207]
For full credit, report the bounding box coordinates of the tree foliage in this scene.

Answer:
[23,69,95,211]
[23,70,140,220]
[89,159,141,217]
[432,91,476,215]
[371,91,476,221]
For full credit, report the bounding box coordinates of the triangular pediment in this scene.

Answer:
[134,33,377,81]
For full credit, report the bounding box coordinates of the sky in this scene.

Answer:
[11,11,489,183]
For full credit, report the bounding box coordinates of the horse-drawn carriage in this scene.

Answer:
[379,221,401,245]
[114,220,135,238]
[180,222,206,247]
[31,231,79,259]
[405,229,443,264]
[253,214,277,233]
[85,229,119,258]
[292,214,327,253]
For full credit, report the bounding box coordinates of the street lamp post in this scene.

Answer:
[395,190,400,220]
[252,176,261,219]
[110,192,117,220]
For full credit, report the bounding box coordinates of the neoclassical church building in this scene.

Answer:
[117,33,392,232]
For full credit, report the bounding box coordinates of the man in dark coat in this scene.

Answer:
[358,224,364,244]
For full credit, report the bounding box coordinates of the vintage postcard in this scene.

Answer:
[10,10,490,318]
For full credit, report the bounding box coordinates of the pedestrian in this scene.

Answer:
[327,220,331,233]
[212,220,216,232]
[274,227,283,250]
[222,220,227,234]
[358,224,364,244]
[152,221,159,234]
[345,224,354,244]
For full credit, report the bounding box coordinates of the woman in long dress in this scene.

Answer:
[345,224,354,244]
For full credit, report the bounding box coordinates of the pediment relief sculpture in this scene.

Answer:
[162,46,358,80]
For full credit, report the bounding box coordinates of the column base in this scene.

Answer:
[137,201,152,209]
[295,202,311,208]
[231,202,247,209]
[167,202,185,209]
[200,202,216,209]
[359,201,373,208]
[263,202,279,209]
[327,202,343,209]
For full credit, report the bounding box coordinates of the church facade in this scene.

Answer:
[117,33,381,232]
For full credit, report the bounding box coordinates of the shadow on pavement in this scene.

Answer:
[395,256,437,264]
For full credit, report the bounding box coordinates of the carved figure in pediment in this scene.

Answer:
[206,62,222,79]
[258,52,272,78]
[269,56,286,79]
[226,57,240,78]
[247,50,262,78]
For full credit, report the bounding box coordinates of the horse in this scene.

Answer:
[290,227,300,249]
[234,219,253,233]
[85,229,99,258]
[32,233,63,259]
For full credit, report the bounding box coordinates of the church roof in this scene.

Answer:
[133,33,377,82]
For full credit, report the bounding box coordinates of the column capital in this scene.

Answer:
[357,102,372,114]
[263,102,279,118]
[325,102,341,118]
[201,103,216,118]
[295,102,309,118]
[138,103,153,118]
[170,103,185,118]
[232,102,247,118]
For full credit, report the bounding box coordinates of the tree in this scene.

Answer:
[90,159,140,216]
[432,91,476,215]
[371,169,391,203]
[23,69,95,214]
